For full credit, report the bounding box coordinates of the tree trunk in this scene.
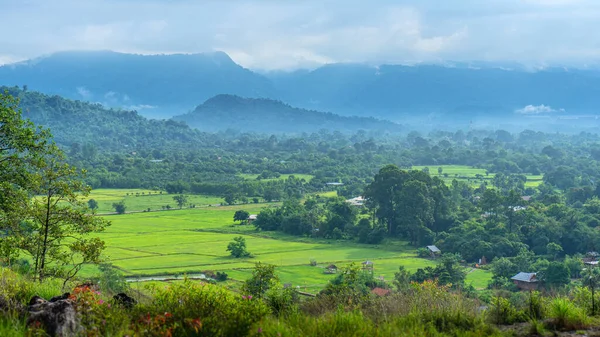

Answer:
[38,190,52,282]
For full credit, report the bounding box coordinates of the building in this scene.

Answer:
[426,245,441,258]
[325,264,338,274]
[345,196,365,207]
[247,214,258,223]
[511,272,538,290]
[362,260,374,273]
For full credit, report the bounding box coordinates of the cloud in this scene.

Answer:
[76,86,91,99]
[2,0,600,70]
[515,104,564,114]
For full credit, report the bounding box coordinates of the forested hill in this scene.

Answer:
[172,94,402,133]
[2,86,210,150]
[0,51,274,118]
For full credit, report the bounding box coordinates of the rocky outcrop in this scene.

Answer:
[26,295,79,337]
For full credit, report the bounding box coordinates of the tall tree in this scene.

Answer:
[22,149,110,282]
[173,194,188,209]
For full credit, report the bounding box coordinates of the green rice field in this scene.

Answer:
[83,189,225,213]
[412,165,543,188]
[83,191,491,292]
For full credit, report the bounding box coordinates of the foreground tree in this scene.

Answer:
[23,149,110,283]
[583,267,600,315]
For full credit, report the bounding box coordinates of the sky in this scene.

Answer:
[2,0,600,70]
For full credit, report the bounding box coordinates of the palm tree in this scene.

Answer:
[582,267,600,315]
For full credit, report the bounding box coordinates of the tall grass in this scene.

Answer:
[547,297,589,330]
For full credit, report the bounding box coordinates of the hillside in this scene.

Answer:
[172,94,402,133]
[2,86,210,150]
[0,51,275,118]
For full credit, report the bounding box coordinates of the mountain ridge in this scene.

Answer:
[173,94,401,134]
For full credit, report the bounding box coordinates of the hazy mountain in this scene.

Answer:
[4,51,600,125]
[173,94,401,134]
[0,51,275,118]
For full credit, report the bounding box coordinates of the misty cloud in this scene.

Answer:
[3,0,600,70]
[515,104,564,114]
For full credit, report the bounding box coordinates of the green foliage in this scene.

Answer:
[92,263,129,295]
[173,194,188,209]
[234,210,250,223]
[227,236,252,258]
[542,262,571,288]
[547,297,589,330]
[146,279,271,336]
[112,200,127,214]
[242,262,279,299]
[87,198,99,211]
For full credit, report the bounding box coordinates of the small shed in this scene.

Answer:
[324,264,338,274]
[511,272,538,291]
[362,260,374,272]
[426,245,441,258]
[247,214,258,223]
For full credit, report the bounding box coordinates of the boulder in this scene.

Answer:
[113,292,136,308]
[27,296,79,337]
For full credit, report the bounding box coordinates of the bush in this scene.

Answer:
[417,247,430,258]
[216,272,228,282]
[145,279,270,336]
[547,297,589,330]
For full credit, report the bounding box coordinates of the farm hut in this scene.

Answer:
[583,252,600,265]
[426,245,441,258]
[511,272,538,291]
[362,260,374,273]
[345,196,365,207]
[521,196,532,202]
[325,264,338,274]
[247,214,258,223]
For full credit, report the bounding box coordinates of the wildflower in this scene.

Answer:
[257,327,263,333]
[165,312,172,318]
[98,299,104,305]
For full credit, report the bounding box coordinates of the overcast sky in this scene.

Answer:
[2,0,600,70]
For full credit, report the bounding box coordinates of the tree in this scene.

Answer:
[227,236,251,258]
[546,242,563,260]
[242,262,279,299]
[112,200,126,214]
[20,149,110,283]
[393,266,411,292]
[88,199,98,211]
[582,267,600,315]
[543,262,570,288]
[173,194,188,209]
[234,210,250,224]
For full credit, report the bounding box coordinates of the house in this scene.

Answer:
[326,182,344,186]
[345,196,365,207]
[247,214,258,223]
[521,196,532,202]
[584,252,599,266]
[371,287,391,297]
[511,272,538,290]
[426,245,441,258]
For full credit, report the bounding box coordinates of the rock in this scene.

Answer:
[0,295,25,315]
[113,292,136,308]
[49,293,70,302]
[27,296,79,337]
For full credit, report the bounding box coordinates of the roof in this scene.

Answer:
[585,261,600,266]
[511,272,537,283]
[326,182,344,186]
[427,245,441,253]
[371,287,391,297]
[248,214,258,220]
[521,196,532,201]
[362,260,374,265]
[327,264,337,269]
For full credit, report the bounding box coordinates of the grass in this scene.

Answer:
[465,268,492,290]
[82,201,442,293]
[238,173,314,182]
[412,165,543,188]
[85,189,225,213]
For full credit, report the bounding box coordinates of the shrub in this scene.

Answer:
[547,297,589,330]
[309,259,317,266]
[227,236,252,258]
[144,279,270,336]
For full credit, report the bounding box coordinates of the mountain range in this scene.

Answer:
[3,50,600,126]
